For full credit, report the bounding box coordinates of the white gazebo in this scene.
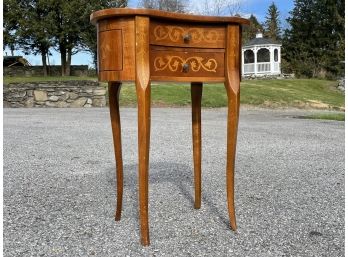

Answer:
[242,32,281,76]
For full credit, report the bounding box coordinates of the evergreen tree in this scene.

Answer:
[3,0,127,75]
[139,0,186,13]
[242,15,263,44]
[80,0,128,73]
[4,0,55,76]
[3,0,19,56]
[264,2,281,41]
[283,0,344,78]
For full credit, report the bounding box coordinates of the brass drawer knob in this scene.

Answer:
[183,34,192,43]
[182,63,190,73]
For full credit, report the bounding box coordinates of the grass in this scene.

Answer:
[4,76,97,84]
[4,76,345,110]
[303,113,345,121]
[240,79,343,109]
[119,79,344,110]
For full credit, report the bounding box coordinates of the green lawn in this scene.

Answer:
[303,113,345,121]
[240,79,343,109]
[4,76,97,84]
[119,79,344,110]
[4,77,344,110]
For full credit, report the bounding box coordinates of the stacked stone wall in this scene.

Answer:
[4,81,106,108]
[4,65,89,77]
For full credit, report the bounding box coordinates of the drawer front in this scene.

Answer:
[98,29,123,71]
[150,21,225,48]
[150,48,225,78]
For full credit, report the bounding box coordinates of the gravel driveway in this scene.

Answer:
[3,108,344,256]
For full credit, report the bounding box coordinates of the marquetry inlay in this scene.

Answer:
[153,25,221,44]
[154,56,218,72]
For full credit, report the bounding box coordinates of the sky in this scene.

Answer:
[5,0,294,67]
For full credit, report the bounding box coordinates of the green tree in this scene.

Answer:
[52,0,128,76]
[139,0,186,12]
[3,0,19,56]
[81,0,128,72]
[264,2,281,41]
[242,15,263,44]
[4,0,55,76]
[314,0,345,77]
[283,0,344,78]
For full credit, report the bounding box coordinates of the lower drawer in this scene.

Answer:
[150,47,225,80]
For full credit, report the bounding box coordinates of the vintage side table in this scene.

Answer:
[90,8,249,246]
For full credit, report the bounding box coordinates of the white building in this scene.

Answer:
[242,32,281,76]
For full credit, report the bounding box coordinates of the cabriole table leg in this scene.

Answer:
[191,82,203,209]
[108,82,124,221]
[224,24,241,231]
[135,15,151,246]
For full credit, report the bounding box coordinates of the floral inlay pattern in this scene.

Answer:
[154,56,218,73]
[153,26,220,44]
[100,43,111,62]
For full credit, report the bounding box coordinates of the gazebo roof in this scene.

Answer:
[244,32,281,47]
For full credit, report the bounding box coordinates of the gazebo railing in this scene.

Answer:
[274,62,280,72]
[243,63,255,73]
[257,62,271,73]
[243,62,281,74]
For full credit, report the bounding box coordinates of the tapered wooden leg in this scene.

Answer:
[224,87,239,231]
[108,82,123,221]
[224,24,242,231]
[191,82,202,209]
[135,16,151,246]
[136,85,151,246]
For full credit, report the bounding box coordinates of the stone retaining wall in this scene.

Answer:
[4,81,106,108]
[4,65,89,77]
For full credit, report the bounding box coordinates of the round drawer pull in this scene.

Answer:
[182,63,190,73]
[183,34,192,43]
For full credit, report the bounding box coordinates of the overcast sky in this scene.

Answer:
[5,0,294,67]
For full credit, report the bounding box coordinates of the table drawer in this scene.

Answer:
[150,47,225,78]
[98,29,123,71]
[150,21,225,48]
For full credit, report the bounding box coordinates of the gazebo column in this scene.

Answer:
[241,50,245,75]
[278,47,281,73]
[270,46,274,74]
[254,47,257,75]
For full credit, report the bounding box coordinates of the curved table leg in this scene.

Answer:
[191,82,202,209]
[225,24,241,231]
[224,85,239,231]
[108,82,123,221]
[135,16,151,246]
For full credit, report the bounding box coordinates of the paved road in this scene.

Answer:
[3,108,344,257]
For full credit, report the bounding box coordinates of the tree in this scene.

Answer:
[4,0,54,76]
[3,0,19,56]
[242,14,263,44]
[314,0,345,77]
[263,2,281,41]
[52,0,128,76]
[139,0,186,13]
[283,0,344,78]
[81,0,128,72]
[187,0,241,16]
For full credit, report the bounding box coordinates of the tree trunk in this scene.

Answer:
[47,52,51,76]
[66,48,72,76]
[93,50,98,75]
[60,46,66,76]
[41,51,48,77]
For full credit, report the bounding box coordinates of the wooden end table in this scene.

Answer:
[90,8,249,246]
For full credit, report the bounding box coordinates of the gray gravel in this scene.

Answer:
[4,107,344,256]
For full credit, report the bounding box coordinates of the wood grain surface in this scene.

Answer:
[150,20,225,48]
[91,8,247,246]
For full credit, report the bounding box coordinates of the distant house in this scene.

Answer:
[3,56,31,67]
[242,32,281,76]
